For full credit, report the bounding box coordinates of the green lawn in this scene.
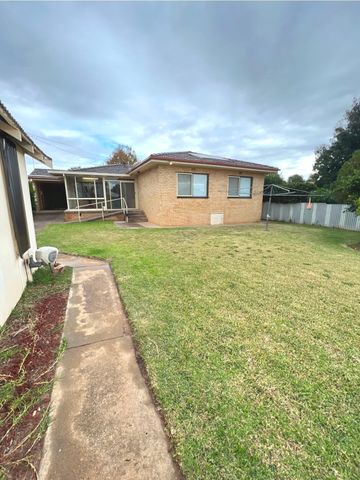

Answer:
[38,222,360,480]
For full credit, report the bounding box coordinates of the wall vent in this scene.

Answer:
[210,213,224,225]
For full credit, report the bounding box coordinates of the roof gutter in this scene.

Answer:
[0,106,52,167]
[29,175,63,182]
[51,169,131,178]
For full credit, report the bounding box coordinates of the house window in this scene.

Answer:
[177,173,208,198]
[228,176,252,198]
[76,180,95,198]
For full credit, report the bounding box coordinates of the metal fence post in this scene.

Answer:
[265,185,273,231]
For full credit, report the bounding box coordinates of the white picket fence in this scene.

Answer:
[262,202,360,232]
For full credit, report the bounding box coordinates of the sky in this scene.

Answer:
[1,2,360,179]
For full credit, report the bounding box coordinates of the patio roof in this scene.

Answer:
[29,163,132,180]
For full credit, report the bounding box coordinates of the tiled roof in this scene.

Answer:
[30,153,278,178]
[68,164,131,174]
[130,151,278,172]
[29,168,53,177]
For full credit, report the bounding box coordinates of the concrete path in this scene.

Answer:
[39,254,179,480]
[34,212,64,232]
[114,221,162,229]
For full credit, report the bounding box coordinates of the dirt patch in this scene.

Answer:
[349,243,360,251]
[0,278,70,479]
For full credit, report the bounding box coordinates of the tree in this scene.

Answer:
[106,144,137,166]
[334,150,360,212]
[263,173,288,203]
[310,186,337,204]
[285,174,315,203]
[314,99,360,187]
[264,172,286,186]
[287,174,312,190]
[356,198,360,216]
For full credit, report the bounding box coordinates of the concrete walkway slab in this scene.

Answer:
[65,264,129,347]
[40,254,179,480]
[34,212,64,232]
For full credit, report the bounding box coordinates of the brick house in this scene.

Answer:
[29,151,278,226]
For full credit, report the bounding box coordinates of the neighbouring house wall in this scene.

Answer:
[0,148,37,325]
[136,166,163,224]
[137,164,265,226]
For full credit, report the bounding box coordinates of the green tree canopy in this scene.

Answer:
[287,174,314,192]
[334,150,360,211]
[264,172,286,186]
[314,99,360,187]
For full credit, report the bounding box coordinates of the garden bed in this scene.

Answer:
[0,267,71,479]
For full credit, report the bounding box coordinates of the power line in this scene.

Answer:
[28,132,110,161]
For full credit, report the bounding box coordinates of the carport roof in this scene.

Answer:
[29,163,131,179]
[30,168,55,177]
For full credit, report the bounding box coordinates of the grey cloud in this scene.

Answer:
[1,2,360,177]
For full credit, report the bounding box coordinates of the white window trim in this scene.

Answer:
[227,175,253,198]
[176,172,208,198]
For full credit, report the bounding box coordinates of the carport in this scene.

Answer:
[29,169,66,211]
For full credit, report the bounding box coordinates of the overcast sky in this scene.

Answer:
[1,2,360,178]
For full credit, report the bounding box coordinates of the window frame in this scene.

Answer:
[64,175,136,211]
[176,172,209,198]
[227,175,253,199]
[65,175,105,210]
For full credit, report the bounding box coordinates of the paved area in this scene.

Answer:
[114,221,161,228]
[114,222,144,228]
[39,254,179,480]
[34,212,64,232]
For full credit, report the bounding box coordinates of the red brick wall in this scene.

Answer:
[64,211,125,222]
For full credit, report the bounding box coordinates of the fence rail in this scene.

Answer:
[262,202,360,232]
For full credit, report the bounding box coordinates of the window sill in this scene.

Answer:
[177,196,209,199]
[227,196,252,199]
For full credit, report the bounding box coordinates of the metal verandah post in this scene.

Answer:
[265,184,273,231]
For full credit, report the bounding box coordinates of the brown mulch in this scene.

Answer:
[0,292,69,479]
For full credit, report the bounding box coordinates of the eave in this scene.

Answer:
[0,102,52,167]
